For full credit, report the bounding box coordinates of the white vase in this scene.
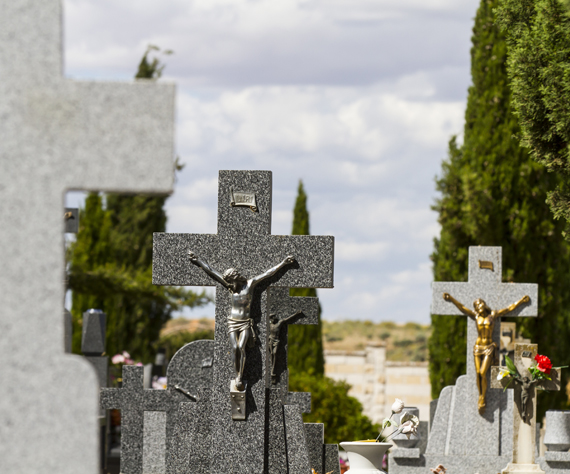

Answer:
[340,441,390,474]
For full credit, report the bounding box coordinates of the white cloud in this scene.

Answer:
[63,0,480,323]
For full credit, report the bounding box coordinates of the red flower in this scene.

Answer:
[535,354,552,375]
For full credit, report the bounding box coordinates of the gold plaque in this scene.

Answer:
[478,260,494,271]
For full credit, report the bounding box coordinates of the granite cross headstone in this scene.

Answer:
[430,246,537,456]
[0,2,175,471]
[491,343,561,473]
[152,170,334,473]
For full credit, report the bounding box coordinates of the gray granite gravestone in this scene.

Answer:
[0,2,175,471]
[153,170,334,473]
[389,246,539,474]
[101,340,215,474]
[491,343,561,474]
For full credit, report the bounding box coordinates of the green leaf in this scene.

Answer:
[505,356,519,376]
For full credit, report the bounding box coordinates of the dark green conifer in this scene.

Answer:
[430,0,570,416]
[288,181,325,377]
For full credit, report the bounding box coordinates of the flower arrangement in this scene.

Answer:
[497,353,565,389]
[374,398,419,442]
[110,351,143,386]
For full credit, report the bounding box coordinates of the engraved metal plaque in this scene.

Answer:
[478,260,494,271]
[64,208,79,233]
[230,380,247,420]
[229,187,257,212]
[522,351,533,358]
[201,357,213,368]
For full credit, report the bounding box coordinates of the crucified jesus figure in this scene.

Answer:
[268,311,302,384]
[188,251,295,391]
[442,293,530,413]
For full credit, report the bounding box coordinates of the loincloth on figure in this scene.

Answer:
[269,336,280,353]
[473,341,497,359]
[228,317,257,347]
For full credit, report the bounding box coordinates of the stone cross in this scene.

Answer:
[430,246,538,456]
[152,170,334,474]
[491,343,561,472]
[0,1,175,471]
[267,286,318,410]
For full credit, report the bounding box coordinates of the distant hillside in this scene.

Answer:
[322,320,431,362]
[163,317,430,362]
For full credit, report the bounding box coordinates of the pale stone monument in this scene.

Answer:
[0,1,175,472]
[389,246,539,474]
[491,344,561,474]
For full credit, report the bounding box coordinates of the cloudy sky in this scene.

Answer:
[65,0,480,324]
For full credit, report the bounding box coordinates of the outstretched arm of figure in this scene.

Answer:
[188,251,230,289]
[496,295,530,317]
[282,310,303,323]
[442,293,476,318]
[250,256,295,287]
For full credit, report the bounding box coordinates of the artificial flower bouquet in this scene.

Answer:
[497,353,566,390]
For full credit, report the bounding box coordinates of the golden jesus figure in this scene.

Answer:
[442,293,530,412]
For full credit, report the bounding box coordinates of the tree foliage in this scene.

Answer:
[288,180,325,377]
[429,0,570,417]
[496,0,570,236]
[289,372,379,445]
[286,181,378,442]
[68,48,209,363]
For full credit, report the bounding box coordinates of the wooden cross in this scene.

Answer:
[152,170,334,474]
[0,1,175,470]
[491,344,561,470]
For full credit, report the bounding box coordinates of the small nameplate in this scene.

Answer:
[201,357,213,368]
[230,187,257,212]
[502,331,513,337]
[478,260,494,271]
[522,351,533,358]
[230,380,247,421]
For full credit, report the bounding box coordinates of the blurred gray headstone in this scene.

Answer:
[0,1,175,471]
[64,208,79,233]
[64,309,73,353]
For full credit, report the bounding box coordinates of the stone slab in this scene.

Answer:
[305,423,324,474]
[143,411,166,474]
[324,444,341,474]
[391,448,421,458]
[284,404,312,474]
[287,391,312,414]
[0,1,175,471]
[82,309,106,356]
[64,207,79,233]
[267,389,287,474]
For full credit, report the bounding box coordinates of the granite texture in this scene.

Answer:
[64,207,79,233]
[324,444,341,474]
[389,246,541,474]
[0,1,175,472]
[538,454,570,474]
[304,423,324,474]
[266,286,319,397]
[391,448,421,459]
[266,389,287,474]
[544,411,570,452]
[143,411,166,474]
[287,391,312,414]
[82,309,106,355]
[167,393,213,474]
[284,404,312,474]
[152,170,335,474]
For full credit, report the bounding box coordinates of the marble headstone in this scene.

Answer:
[0,1,175,472]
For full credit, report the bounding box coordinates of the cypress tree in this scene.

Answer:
[496,0,570,236]
[429,0,570,416]
[288,181,325,377]
[69,47,208,362]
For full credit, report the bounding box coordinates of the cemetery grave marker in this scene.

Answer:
[491,344,561,474]
[0,1,175,471]
[153,170,334,473]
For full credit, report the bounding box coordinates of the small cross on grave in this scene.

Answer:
[491,344,561,473]
[431,246,538,456]
[267,287,318,405]
[0,1,175,470]
[101,340,217,474]
[152,170,334,474]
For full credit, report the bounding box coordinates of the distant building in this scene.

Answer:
[324,343,431,424]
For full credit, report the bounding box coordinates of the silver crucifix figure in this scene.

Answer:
[188,252,295,391]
